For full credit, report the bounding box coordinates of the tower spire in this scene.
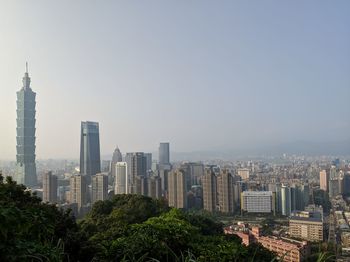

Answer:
[22,62,31,89]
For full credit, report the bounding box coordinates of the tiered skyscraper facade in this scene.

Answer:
[16,64,37,187]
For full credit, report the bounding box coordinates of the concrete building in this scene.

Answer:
[91,173,108,204]
[147,176,162,199]
[42,171,58,203]
[319,170,329,192]
[168,169,188,209]
[225,226,310,262]
[258,236,310,262]
[289,211,324,242]
[115,162,128,194]
[125,152,147,193]
[237,168,250,180]
[202,170,217,212]
[217,170,235,213]
[69,175,87,210]
[241,191,273,213]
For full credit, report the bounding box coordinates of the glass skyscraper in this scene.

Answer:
[80,121,101,182]
[15,64,37,187]
[159,142,170,165]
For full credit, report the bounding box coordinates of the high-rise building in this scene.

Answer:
[69,175,87,210]
[217,170,235,213]
[15,63,37,187]
[42,171,58,203]
[168,169,188,209]
[115,162,128,194]
[281,185,291,216]
[147,176,162,199]
[144,153,152,172]
[319,170,329,192]
[202,170,217,212]
[125,152,147,193]
[110,146,123,182]
[241,191,273,213]
[80,121,101,183]
[159,142,170,168]
[91,173,108,204]
[329,179,340,198]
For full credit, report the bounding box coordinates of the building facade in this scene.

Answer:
[202,170,217,212]
[69,175,87,210]
[92,173,108,204]
[241,191,273,213]
[42,171,58,203]
[168,169,188,209]
[115,162,128,194]
[289,212,324,242]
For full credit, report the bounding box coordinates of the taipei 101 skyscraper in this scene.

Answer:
[15,63,37,187]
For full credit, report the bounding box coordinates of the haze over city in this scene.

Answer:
[0,1,349,160]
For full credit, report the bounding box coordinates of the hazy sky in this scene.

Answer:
[0,1,349,160]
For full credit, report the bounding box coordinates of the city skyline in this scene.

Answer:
[0,1,349,160]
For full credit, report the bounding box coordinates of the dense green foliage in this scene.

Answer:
[0,175,82,261]
[0,174,276,261]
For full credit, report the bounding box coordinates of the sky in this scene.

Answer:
[0,1,349,160]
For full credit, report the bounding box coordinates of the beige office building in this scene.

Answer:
[92,173,108,204]
[237,168,250,180]
[202,170,217,212]
[289,212,323,242]
[168,169,187,209]
[115,162,128,194]
[217,170,235,213]
[69,175,87,210]
[319,170,329,192]
[42,171,58,203]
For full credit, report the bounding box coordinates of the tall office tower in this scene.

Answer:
[42,171,58,203]
[110,146,123,181]
[144,153,152,172]
[202,170,217,212]
[15,64,37,187]
[281,185,291,216]
[80,121,101,183]
[217,170,235,213]
[70,175,87,210]
[319,170,329,192]
[125,152,147,193]
[115,162,128,194]
[91,174,108,204]
[159,142,170,169]
[168,169,188,209]
[147,176,162,199]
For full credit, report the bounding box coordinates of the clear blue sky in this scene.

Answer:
[0,1,349,159]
